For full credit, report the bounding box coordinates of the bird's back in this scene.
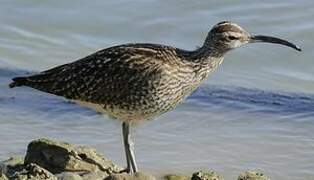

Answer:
[10,43,203,121]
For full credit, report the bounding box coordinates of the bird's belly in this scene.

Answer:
[73,99,163,122]
[73,84,194,122]
[73,100,109,114]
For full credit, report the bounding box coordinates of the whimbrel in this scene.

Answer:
[9,21,301,173]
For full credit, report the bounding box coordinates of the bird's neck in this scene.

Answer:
[183,46,224,82]
[188,45,224,66]
[193,45,222,58]
[201,34,230,56]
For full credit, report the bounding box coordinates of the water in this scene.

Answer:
[0,0,314,179]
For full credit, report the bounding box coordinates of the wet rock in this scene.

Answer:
[238,171,269,180]
[105,172,156,180]
[164,174,189,180]
[191,170,224,180]
[24,138,122,176]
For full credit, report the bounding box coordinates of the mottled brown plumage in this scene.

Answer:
[9,21,301,173]
[10,43,223,121]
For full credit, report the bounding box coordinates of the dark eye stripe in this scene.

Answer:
[228,36,238,40]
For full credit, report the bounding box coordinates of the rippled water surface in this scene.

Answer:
[1,1,314,179]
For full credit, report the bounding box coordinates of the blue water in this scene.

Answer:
[1,1,314,179]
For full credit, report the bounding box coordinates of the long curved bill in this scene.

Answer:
[250,35,301,51]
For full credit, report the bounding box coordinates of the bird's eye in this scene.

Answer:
[228,36,238,40]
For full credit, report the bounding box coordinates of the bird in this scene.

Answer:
[9,21,301,173]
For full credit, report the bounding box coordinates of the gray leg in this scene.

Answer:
[122,122,138,173]
[128,135,138,173]
[122,122,131,173]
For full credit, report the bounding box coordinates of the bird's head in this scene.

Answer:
[204,21,301,53]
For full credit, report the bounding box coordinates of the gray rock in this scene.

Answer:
[238,171,270,180]
[24,138,122,176]
[191,170,224,180]
[105,172,156,180]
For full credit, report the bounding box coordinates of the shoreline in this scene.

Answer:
[0,138,269,180]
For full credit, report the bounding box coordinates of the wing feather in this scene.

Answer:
[10,44,171,104]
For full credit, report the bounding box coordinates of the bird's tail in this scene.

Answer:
[9,77,28,88]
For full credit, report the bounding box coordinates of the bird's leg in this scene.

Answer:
[122,122,138,173]
[122,122,131,173]
[128,133,138,173]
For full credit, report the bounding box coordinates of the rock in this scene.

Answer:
[0,139,271,180]
[0,156,24,175]
[0,139,124,180]
[24,138,122,176]
[6,163,57,180]
[0,173,8,180]
[0,156,24,167]
[80,171,111,180]
[105,172,156,180]
[57,171,110,180]
[191,170,224,180]
[238,171,269,180]
[57,172,83,180]
[164,174,189,180]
